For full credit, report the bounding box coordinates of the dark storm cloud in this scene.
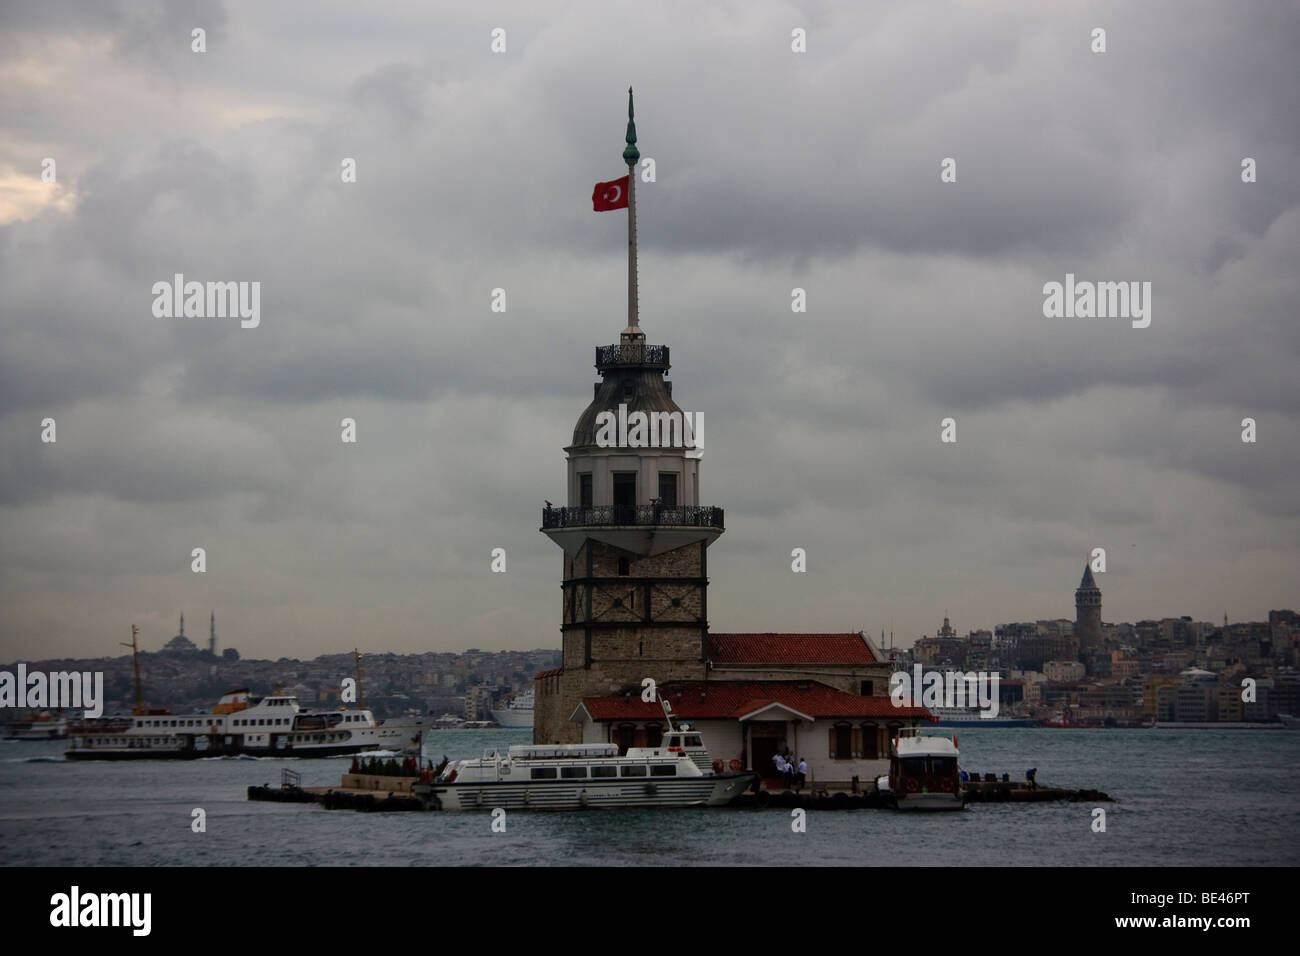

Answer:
[0,0,1295,659]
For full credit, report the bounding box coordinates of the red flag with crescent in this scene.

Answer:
[592,176,629,211]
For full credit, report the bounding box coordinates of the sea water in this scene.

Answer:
[2,728,1297,866]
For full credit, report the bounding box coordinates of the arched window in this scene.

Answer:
[829,722,853,760]
[861,722,879,759]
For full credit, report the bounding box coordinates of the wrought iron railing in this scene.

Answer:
[595,343,669,369]
[542,504,723,530]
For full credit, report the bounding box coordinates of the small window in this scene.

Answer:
[684,735,702,747]
[530,767,557,779]
[579,474,593,509]
[612,597,623,608]
[560,766,587,779]
[671,597,681,607]
[651,765,676,776]
[620,765,647,777]
[591,766,617,778]
[860,680,873,696]
[618,558,630,576]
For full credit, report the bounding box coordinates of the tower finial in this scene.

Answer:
[623,87,639,166]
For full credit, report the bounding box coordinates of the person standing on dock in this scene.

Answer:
[795,758,807,792]
[1026,767,1037,791]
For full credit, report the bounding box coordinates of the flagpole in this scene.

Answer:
[623,86,640,340]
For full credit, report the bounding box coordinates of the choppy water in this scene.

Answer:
[2,728,1297,866]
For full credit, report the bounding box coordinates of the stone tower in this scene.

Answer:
[533,91,724,744]
[1074,563,1102,662]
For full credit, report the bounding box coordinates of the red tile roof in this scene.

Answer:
[578,680,928,721]
[534,668,563,679]
[708,633,877,665]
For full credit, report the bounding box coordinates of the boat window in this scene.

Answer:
[560,766,587,778]
[901,757,927,778]
[684,735,702,747]
[591,766,617,777]
[530,767,557,779]
[930,757,957,778]
[664,736,679,748]
[620,765,647,777]
[651,765,676,776]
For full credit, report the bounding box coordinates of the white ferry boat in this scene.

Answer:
[419,704,755,811]
[3,712,68,740]
[65,689,396,760]
[489,689,534,729]
[929,706,1035,728]
[879,732,965,811]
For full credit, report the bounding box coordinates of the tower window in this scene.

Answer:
[613,473,636,512]
[658,473,678,508]
[579,473,592,509]
[618,557,630,576]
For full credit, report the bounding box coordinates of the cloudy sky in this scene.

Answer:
[1,0,1296,663]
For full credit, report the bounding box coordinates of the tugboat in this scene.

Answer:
[878,731,965,811]
[417,699,755,810]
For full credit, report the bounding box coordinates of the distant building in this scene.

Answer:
[161,614,198,654]
[1075,564,1103,671]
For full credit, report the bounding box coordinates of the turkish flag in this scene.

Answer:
[592,176,629,211]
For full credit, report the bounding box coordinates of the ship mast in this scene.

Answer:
[353,648,366,710]
[121,624,143,715]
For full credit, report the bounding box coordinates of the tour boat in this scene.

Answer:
[3,712,68,741]
[882,731,965,811]
[64,689,397,760]
[417,701,755,811]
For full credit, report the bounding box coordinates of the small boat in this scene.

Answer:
[882,731,965,811]
[417,700,755,811]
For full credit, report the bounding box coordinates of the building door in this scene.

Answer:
[613,473,637,523]
[752,736,779,778]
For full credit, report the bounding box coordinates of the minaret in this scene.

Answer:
[1075,563,1102,667]
[209,612,216,655]
[534,91,724,745]
[179,613,185,638]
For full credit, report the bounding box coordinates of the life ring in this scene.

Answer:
[729,758,743,771]
[939,777,955,792]
[905,778,920,793]
[712,758,725,773]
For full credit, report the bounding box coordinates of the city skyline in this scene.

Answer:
[2,1,1297,661]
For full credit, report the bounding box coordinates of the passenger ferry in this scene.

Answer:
[3,712,68,741]
[418,702,755,810]
[879,732,966,811]
[65,689,399,760]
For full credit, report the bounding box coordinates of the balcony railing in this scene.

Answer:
[542,504,723,531]
[595,343,669,370]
